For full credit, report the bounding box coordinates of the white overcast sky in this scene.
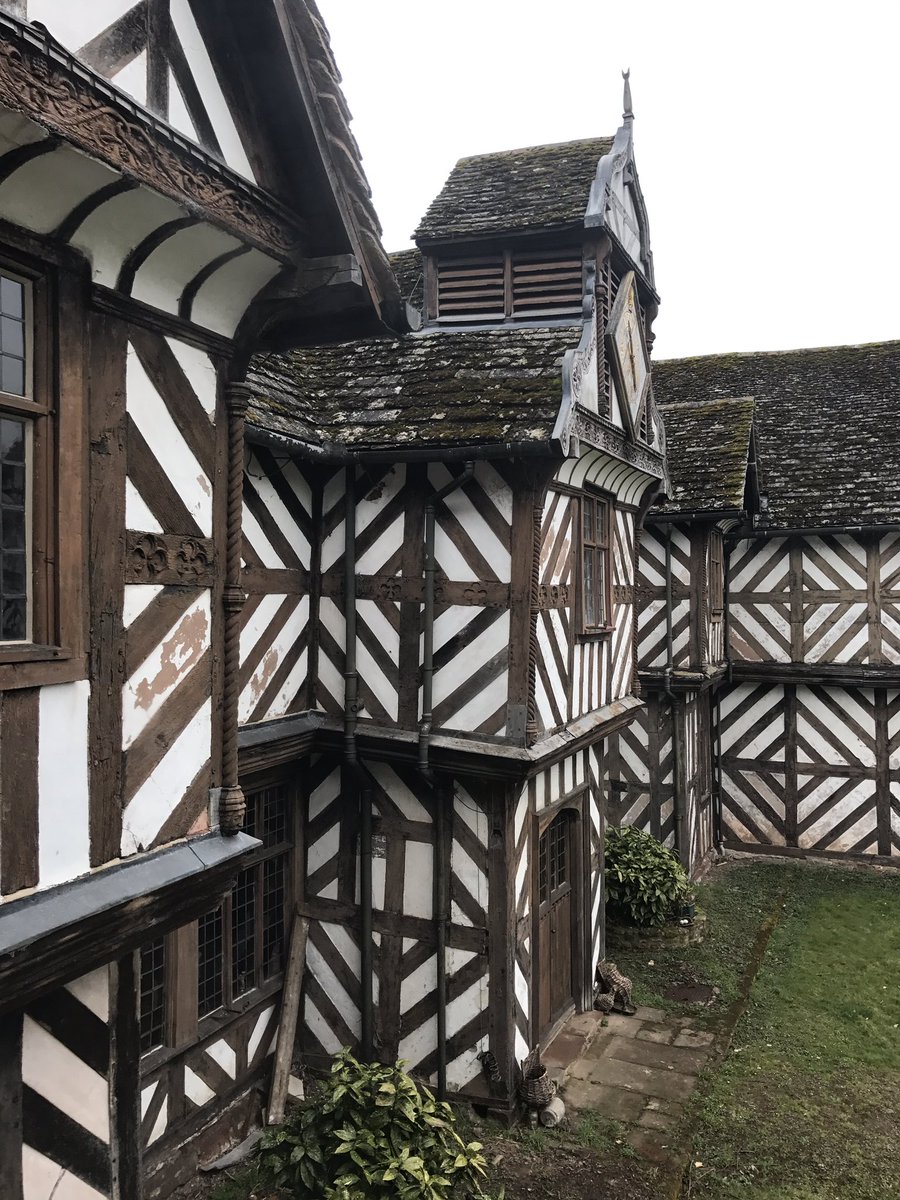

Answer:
[316,0,899,360]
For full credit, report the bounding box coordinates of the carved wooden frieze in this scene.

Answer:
[538,583,571,609]
[0,29,299,259]
[319,573,510,608]
[126,532,216,586]
[572,406,665,477]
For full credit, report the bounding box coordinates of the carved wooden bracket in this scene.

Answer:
[125,531,216,586]
[537,583,571,609]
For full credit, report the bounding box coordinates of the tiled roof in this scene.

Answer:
[247,326,579,455]
[656,398,755,514]
[389,248,423,306]
[415,137,614,242]
[652,342,900,528]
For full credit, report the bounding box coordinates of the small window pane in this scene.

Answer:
[0,315,24,358]
[262,857,286,980]
[139,939,167,1055]
[596,553,607,625]
[262,785,288,846]
[0,419,24,462]
[0,275,24,319]
[0,354,24,397]
[198,907,224,1017]
[2,599,25,639]
[231,868,257,998]
[583,548,596,626]
[583,500,594,542]
[0,416,27,643]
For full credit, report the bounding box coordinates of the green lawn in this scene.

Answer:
[687,862,900,1200]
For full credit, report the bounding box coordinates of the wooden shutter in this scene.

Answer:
[436,254,505,321]
[511,248,582,317]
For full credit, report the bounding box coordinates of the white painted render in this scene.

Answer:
[37,681,90,890]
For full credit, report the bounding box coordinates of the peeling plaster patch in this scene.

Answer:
[248,647,280,708]
[188,808,210,836]
[197,473,212,497]
[133,605,209,711]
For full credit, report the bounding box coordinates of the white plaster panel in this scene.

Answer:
[170,0,255,179]
[239,595,307,724]
[205,1039,236,1079]
[122,583,164,631]
[189,248,281,337]
[123,591,210,749]
[167,66,198,143]
[305,997,342,1055]
[28,1,134,53]
[38,681,90,889]
[165,337,218,422]
[121,699,211,854]
[126,347,212,534]
[131,222,242,315]
[125,476,163,534]
[0,148,117,234]
[239,592,285,667]
[402,840,433,920]
[65,967,110,1024]
[71,188,184,287]
[184,1065,215,1107]
[110,50,148,107]
[22,1145,106,1200]
[23,1016,109,1143]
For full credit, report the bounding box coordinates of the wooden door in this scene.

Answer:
[538,812,575,1036]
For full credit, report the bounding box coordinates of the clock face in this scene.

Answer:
[606,271,650,437]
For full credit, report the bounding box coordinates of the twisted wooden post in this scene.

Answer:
[220,382,249,834]
[525,498,542,746]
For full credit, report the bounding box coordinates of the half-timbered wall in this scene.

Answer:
[606,691,714,875]
[535,479,640,735]
[730,533,900,665]
[301,757,492,1096]
[720,533,900,859]
[636,522,726,671]
[121,327,224,857]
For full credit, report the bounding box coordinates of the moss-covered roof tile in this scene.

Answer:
[246,326,579,454]
[656,398,755,514]
[415,137,614,242]
[653,342,900,528]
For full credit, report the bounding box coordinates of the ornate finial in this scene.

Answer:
[622,68,634,122]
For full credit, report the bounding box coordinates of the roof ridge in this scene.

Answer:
[656,339,900,365]
[453,135,614,165]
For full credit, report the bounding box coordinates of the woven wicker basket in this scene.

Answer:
[518,1066,556,1107]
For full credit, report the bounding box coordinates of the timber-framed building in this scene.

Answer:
[0,5,897,1199]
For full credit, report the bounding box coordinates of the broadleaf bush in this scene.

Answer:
[605,824,690,927]
[258,1049,501,1200]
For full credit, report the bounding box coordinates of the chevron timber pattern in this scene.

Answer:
[121,330,222,855]
[302,758,490,1093]
[636,525,690,669]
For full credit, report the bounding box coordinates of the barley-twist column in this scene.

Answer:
[220,382,249,834]
[525,498,542,746]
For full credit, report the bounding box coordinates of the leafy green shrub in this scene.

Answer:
[258,1049,500,1200]
[605,825,690,927]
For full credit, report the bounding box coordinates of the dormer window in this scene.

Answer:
[432,246,583,324]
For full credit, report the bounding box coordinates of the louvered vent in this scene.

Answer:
[436,255,505,321]
[511,248,582,317]
[435,247,583,322]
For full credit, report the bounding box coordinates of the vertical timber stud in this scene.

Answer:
[0,1012,24,1200]
[111,955,141,1200]
[220,383,249,833]
[89,315,127,866]
[506,465,540,744]
[784,685,798,848]
[874,689,891,856]
[487,783,517,1105]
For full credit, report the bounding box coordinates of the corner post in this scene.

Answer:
[220,382,250,834]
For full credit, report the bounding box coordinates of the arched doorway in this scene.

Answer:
[537,809,576,1038]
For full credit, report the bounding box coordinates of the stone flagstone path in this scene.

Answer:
[543,1006,716,1163]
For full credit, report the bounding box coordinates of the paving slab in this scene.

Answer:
[601,1034,708,1074]
[597,1011,643,1037]
[635,1025,675,1046]
[571,1054,698,1102]
[543,1031,589,1068]
[633,1005,668,1023]
[638,1107,674,1131]
[673,1028,715,1049]
[561,1078,647,1122]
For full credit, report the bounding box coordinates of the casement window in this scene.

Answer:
[433,246,583,323]
[139,938,168,1055]
[0,269,38,644]
[709,529,724,619]
[197,781,293,1020]
[580,492,612,632]
[0,248,84,684]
